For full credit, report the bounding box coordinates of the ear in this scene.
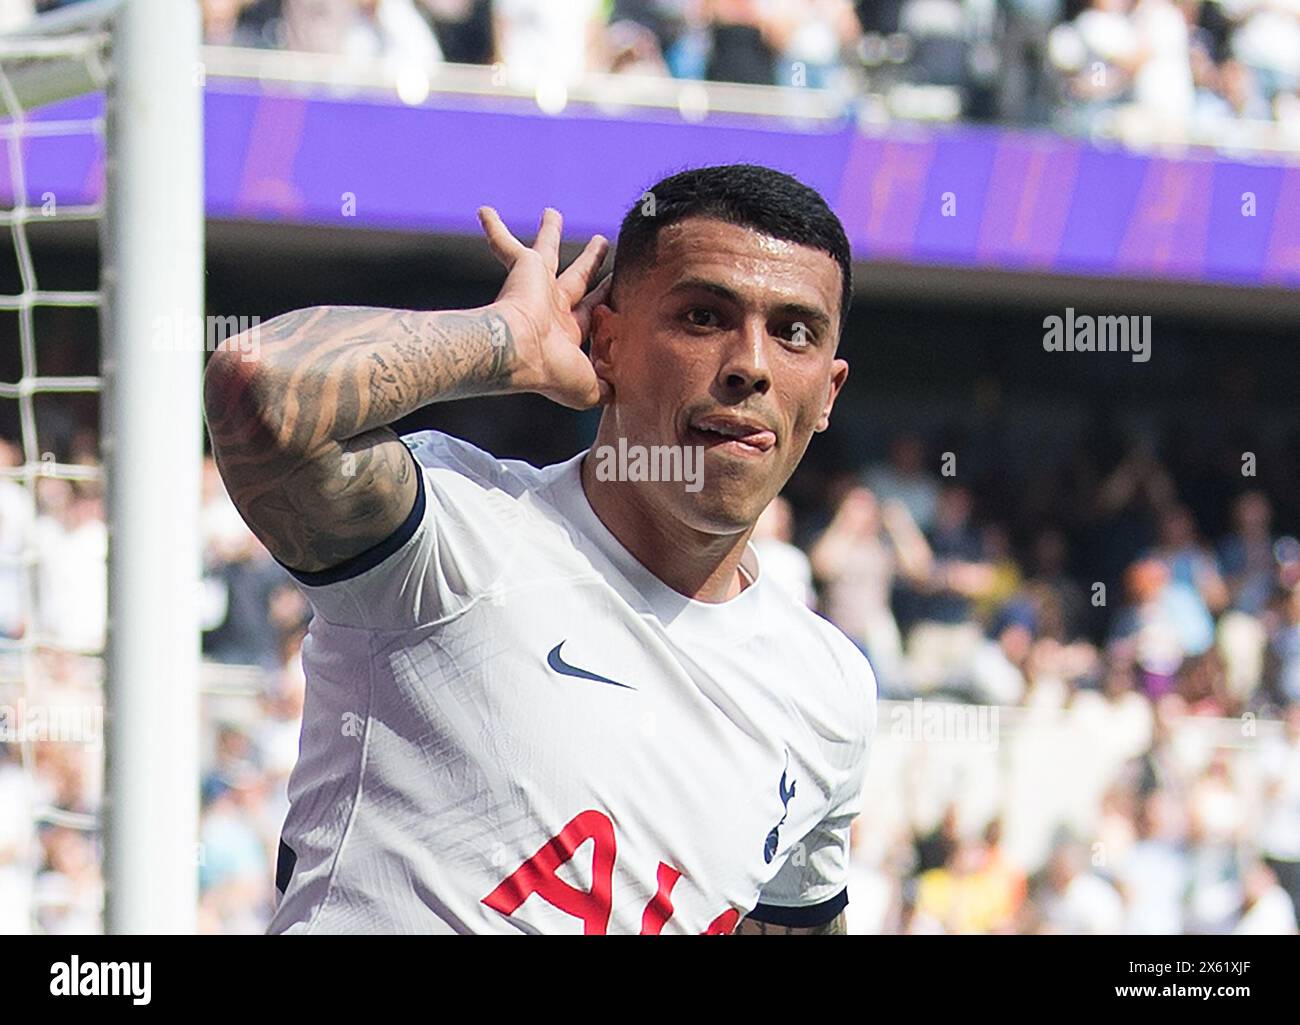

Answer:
[589,302,619,406]
[815,358,849,433]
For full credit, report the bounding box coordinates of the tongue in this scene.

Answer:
[700,427,772,450]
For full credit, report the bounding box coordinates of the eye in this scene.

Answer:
[684,307,718,329]
[779,321,815,347]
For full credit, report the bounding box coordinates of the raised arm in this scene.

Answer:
[880,498,933,584]
[202,208,610,573]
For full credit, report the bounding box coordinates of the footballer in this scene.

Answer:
[203,164,877,935]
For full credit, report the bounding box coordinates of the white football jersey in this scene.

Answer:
[267,431,876,934]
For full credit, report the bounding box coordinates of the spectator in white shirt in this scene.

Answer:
[494,0,604,90]
[346,0,444,66]
[1234,861,1299,934]
[750,495,815,607]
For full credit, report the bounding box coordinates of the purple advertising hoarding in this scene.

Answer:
[8,79,1298,288]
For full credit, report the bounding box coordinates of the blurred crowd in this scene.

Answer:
[52,0,1292,145]
[759,430,1300,934]
[1,417,1297,933]
[0,435,312,934]
[771,433,1300,718]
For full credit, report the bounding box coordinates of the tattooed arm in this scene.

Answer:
[203,207,610,573]
[735,911,848,935]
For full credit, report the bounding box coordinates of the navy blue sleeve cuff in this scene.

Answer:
[276,447,426,587]
[275,839,297,895]
[747,887,848,928]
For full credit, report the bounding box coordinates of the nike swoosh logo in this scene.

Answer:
[547,642,636,690]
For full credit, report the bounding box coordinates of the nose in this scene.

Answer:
[716,317,771,397]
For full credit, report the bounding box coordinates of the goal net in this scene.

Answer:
[0,0,202,935]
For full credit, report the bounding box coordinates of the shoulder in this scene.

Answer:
[290,433,580,627]
[400,430,553,494]
[398,430,588,523]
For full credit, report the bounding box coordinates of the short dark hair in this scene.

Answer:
[610,164,853,337]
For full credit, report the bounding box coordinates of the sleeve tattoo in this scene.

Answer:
[203,305,516,571]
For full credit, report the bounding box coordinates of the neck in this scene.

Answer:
[579,453,754,603]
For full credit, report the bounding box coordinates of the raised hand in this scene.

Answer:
[478,206,612,410]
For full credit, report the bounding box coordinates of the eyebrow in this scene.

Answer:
[666,277,834,334]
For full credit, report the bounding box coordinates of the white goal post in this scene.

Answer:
[2,0,203,933]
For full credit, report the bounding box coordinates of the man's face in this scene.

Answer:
[591,217,848,534]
